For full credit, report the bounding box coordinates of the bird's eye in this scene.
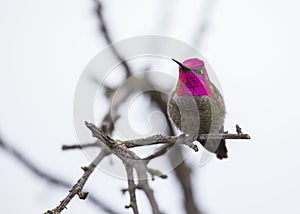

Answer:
[196,68,203,74]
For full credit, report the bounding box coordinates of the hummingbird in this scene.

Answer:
[167,58,228,159]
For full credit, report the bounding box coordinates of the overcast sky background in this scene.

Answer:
[1,0,300,213]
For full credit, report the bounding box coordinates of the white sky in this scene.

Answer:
[0,0,300,213]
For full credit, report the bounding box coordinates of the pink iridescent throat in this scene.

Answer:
[176,71,213,97]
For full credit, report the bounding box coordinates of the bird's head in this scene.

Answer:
[172,58,213,97]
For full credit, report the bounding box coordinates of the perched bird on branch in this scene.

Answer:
[167,58,228,159]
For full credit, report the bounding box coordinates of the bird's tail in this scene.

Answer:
[216,139,228,159]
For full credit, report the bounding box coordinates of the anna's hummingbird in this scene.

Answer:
[167,58,228,159]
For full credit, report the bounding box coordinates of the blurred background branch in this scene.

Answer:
[0,136,116,213]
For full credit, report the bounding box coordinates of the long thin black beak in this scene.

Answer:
[172,59,191,71]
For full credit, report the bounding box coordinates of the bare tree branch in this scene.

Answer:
[85,121,251,213]
[124,164,139,214]
[122,132,250,149]
[46,150,110,214]
[86,121,162,214]
[62,130,250,152]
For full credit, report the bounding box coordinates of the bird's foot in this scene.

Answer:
[178,134,199,152]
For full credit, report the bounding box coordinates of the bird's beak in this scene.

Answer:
[172,59,191,72]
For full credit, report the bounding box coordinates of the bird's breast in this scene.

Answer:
[167,92,225,134]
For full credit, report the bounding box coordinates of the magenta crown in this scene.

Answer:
[182,58,205,70]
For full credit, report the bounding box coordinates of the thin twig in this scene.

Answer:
[62,142,100,150]
[124,165,139,214]
[143,143,174,161]
[146,167,168,180]
[47,150,109,213]
[136,180,160,214]
[123,133,250,148]
[134,162,160,214]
